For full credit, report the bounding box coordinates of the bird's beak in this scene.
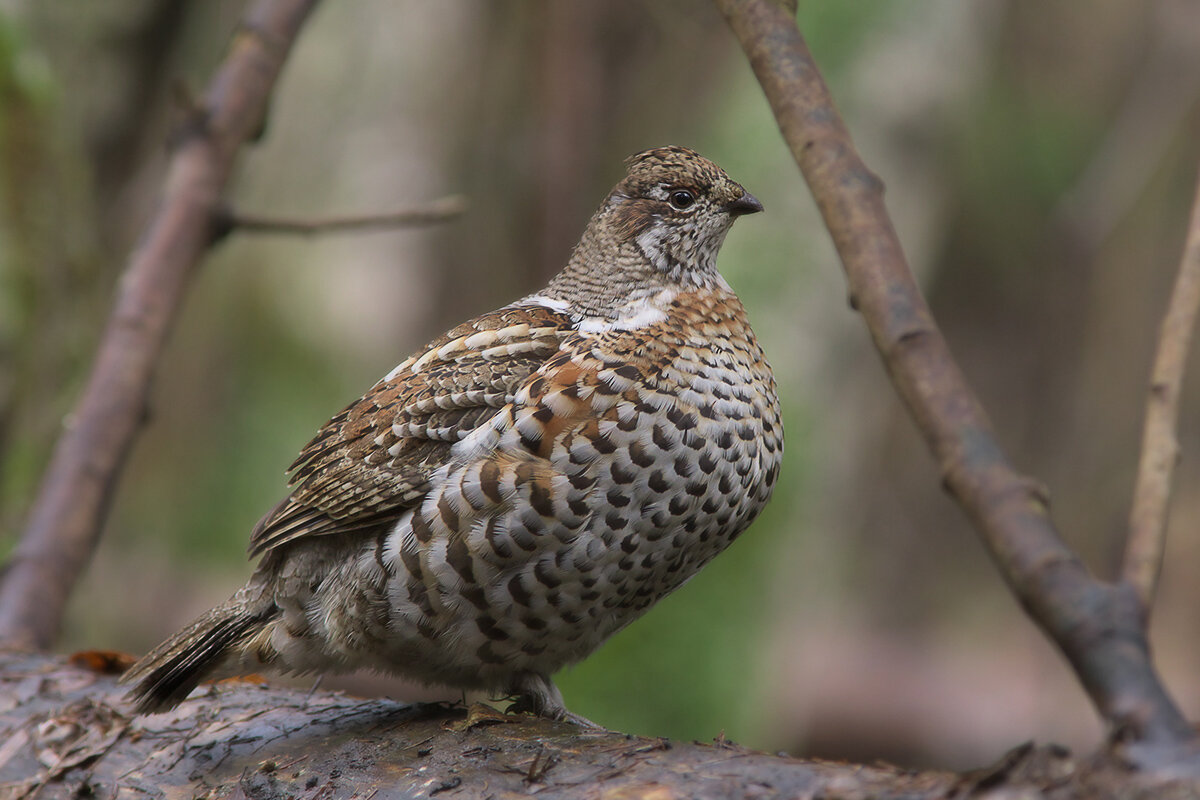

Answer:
[727,191,764,216]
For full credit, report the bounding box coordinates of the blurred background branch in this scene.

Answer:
[215,195,467,239]
[1124,165,1200,612]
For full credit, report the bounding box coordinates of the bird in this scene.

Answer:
[122,145,783,723]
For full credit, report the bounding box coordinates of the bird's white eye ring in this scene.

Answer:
[668,189,695,210]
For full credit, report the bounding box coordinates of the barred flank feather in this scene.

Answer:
[121,600,277,714]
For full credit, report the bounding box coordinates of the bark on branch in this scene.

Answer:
[0,650,1190,799]
[715,0,1195,752]
[0,0,321,650]
[1123,165,1200,612]
[214,195,468,239]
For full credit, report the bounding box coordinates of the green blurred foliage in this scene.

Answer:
[0,10,103,552]
[0,15,51,541]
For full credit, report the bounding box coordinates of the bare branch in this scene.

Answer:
[216,195,467,238]
[715,0,1194,749]
[1124,166,1200,611]
[0,0,321,651]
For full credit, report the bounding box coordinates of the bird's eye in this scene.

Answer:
[668,189,695,210]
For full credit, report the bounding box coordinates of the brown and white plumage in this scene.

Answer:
[123,146,783,721]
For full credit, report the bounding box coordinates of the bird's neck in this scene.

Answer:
[541,215,726,320]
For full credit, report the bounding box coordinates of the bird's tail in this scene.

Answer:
[121,596,279,714]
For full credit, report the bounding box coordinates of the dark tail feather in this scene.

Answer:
[121,601,277,714]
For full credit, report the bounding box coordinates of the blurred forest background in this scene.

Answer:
[3,0,1200,771]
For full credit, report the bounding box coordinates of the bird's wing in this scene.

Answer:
[247,302,575,556]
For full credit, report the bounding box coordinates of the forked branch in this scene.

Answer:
[716,0,1194,749]
[1124,166,1200,612]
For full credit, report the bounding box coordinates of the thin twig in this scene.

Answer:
[218,195,467,238]
[0,0,322,650]
[716,0,1194,749]
[1123,166,1200,612]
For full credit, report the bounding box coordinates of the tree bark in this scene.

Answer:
[1,649,1193,800]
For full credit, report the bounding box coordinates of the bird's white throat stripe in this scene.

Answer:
[577,289,676,334]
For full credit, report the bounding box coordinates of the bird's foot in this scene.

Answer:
[506,673,607,731]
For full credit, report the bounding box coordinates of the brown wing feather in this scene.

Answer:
[248,303,575,556]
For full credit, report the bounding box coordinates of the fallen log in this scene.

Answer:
[0,649,1192,799]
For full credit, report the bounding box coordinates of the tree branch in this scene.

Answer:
[0,650,1188,798]
[1123,166,1200,611]
[215,195,467,238]
[0,0,321,651]
[715,0,1195,750]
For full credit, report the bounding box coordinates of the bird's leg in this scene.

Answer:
[506,671,566,716]
[507,672,606,730]
[304,674,325,705]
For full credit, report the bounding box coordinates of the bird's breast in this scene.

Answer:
[528,287,783,546]
[369,287,783,680]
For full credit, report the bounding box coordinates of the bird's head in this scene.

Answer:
[604,145,762,285]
